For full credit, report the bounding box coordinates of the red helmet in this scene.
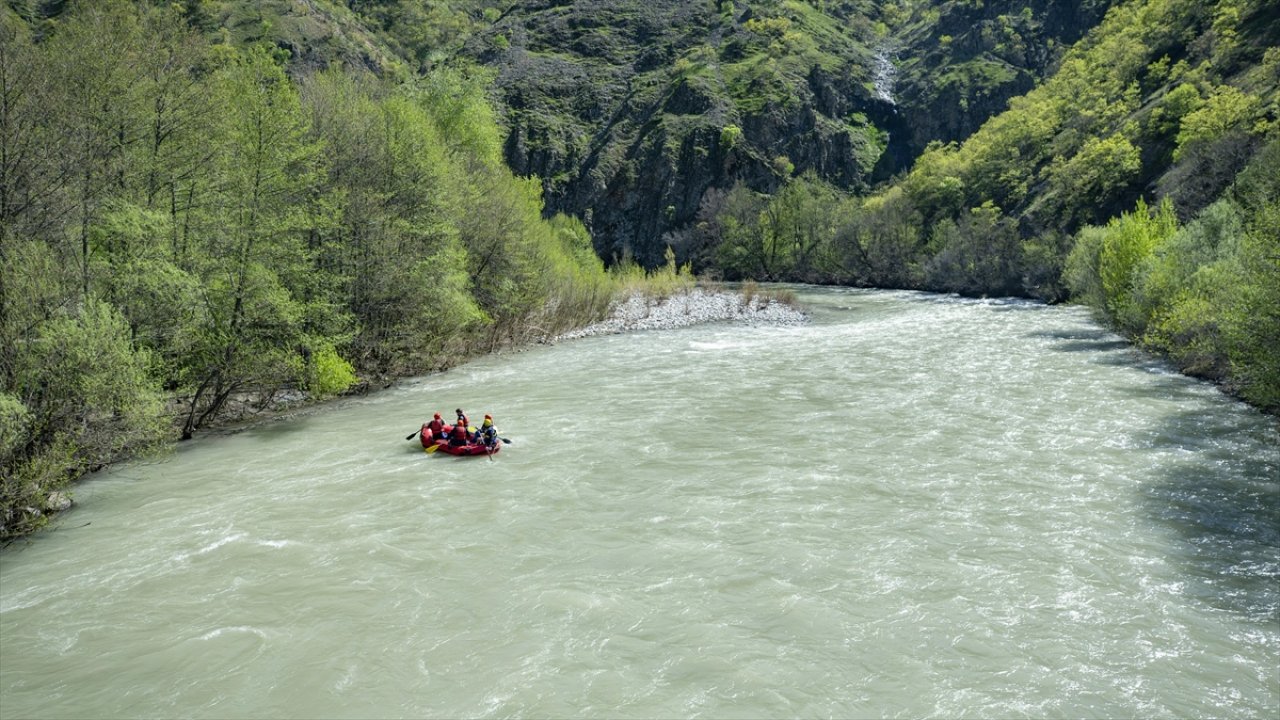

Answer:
[433,413,441,419]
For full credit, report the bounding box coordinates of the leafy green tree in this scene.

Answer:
[1064,224,1109,310]
[923,202,1024,297]
[87,200,205,376]
[0,14,51,244]
[1048,134,1143,225]
[128,4,216,221]
[899,141,966,228]
[303,68,472,372]
[833,187,925,288]
[39,0,147,296]
[1221,137,1280,411]
[1098,197,1179,332]
[411,65,505,170]
[1133,200,1243,377]
[714,182,772,280]
[178,45,338,437]
[1020,230,1073,302]
[1146,82,1203,141]
[1,239,72,397]
[710,174,846,283]
[3,297,167,538]
[757,173,840,282]
[1175,85,1264,161]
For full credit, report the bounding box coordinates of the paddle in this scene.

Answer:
[405,429,420,441]
[481,430,506,458]
[424,443,440,454]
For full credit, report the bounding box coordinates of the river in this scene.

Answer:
[2,287,1277,718]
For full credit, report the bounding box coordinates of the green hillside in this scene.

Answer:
[463,0,889,265]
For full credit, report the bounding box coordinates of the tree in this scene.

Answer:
[128,3,216,225]
[923,202,1023,297]
[1221,137,1280,411]
[714,182,771,280]
[1175,85,1264,161]
[1064,224,1109,310]
[178,45,337,438]
[3,297,167,538]
[1098,197,1179,332]
[1048,134,1143,226]
[833,188,925,289]
[757,173,841,282]
[39,1,146,297]
[0,14,51,244]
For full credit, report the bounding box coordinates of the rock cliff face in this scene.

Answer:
[469,0,895,267]
[465,0,1118,268]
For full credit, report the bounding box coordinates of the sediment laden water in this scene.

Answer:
[2,288,1277,718]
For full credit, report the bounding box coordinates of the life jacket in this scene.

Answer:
[449,422,469,444]
[426,418,446,436]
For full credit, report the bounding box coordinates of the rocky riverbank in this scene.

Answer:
[554,288,808,341]
[193,290,806,440]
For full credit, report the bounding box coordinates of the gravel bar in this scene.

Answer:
[554,289,808,341]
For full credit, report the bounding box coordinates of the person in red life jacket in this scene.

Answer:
[424,413,446,441]
[448,417,471,446]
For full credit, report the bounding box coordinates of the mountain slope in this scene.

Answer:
[6,0,407,73]
[460,0,892,265]
[455,0,1141,267]
[890,0,1119,157]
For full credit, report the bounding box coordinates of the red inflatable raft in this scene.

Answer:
[420,425,501,457]
[432,438,500,456]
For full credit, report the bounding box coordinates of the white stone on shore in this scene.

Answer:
[45,491,73,512]
[554,289,807,342]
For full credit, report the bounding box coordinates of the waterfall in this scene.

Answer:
[873,45,897,105]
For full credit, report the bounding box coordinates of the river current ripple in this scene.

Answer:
[2,287,1277,718]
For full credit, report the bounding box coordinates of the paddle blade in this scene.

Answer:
[406,431,419,441]
[500,437,512,444]
[424,443,440,454]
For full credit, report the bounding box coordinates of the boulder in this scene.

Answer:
[45,491,73,513]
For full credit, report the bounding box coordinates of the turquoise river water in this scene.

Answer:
[1,287,1277,718]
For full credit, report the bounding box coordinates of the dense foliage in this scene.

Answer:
[1066,140,1280,411]
[0,0,618,537]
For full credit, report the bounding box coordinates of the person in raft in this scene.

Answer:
[455,408,469,430]
[448,417,471,447]
[474,415,498,447]
[424,413,446,441]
